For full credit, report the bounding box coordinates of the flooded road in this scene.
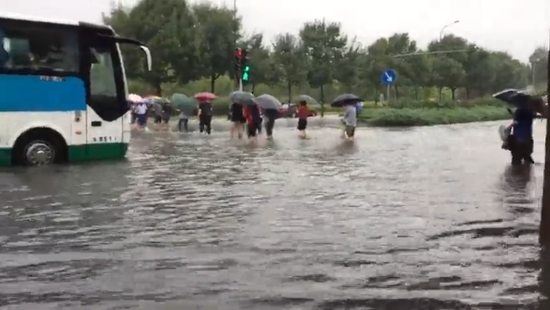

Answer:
[0,117,548,309]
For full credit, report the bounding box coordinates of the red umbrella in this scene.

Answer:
[194,92,217,102]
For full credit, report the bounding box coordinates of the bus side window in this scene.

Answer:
[0,22,78,74]
[0,29,7,67]
[89,47,117,97]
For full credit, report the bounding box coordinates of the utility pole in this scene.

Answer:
[540,42,550,246]
[233,0,242,91]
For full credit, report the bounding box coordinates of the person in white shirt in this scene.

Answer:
[343,104,357,139]
[135,102,148,128]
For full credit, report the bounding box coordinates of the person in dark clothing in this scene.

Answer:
[153,102,163,123]
[161,102,173,124]
[243,104,262,139]
[263,108,279,139]
[230,102,246,139]
[509,106,535,165]
[198,101,213,134]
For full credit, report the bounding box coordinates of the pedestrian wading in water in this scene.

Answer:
[198,100,213,134]
[343,103,357,139]
[297,101,309,138]
[230,101,246,139]
[243,103,262,140]
[263,108,278,139]
[504,97,546,165]
[161,102,172,125]
[153,102,163,123]
[178,109,189,132]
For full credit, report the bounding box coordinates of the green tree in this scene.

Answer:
[104,4,533,104]
[399,52,432,100]
[192,3,241,93]
[385,33,420,98]
[431,56,465,100]
[463,46,496,98]
[428,34,469,65]
[360,38,392,100]
[300,20,347,112]
[491,52,529,92]
[271,33,307,101]
[529,46,548,88]
[105,0,197,95]
[334,38,361,93]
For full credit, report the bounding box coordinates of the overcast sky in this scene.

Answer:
[4,0,550,62]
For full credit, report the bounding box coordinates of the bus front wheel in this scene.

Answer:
[12,129,67,166]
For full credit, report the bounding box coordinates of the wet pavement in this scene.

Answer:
[0,117,549,309]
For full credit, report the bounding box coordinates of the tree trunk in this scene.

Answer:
[438,87,443,101]
[153,79,162,96]
[414,86,419,101]
[465,88,471,100]
[451,88,456,100]
[394,85,399,100]
[287,82,292,103]
[210,75,216,93]
[320,85,325,117]
[251,83,256,94]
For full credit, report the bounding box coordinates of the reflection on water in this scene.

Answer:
[0,119,548,309]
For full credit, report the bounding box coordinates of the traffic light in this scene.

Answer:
[242,65,250,82]
[234,48,242,73]
[240,49,249,82]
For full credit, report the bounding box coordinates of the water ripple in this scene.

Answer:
[0,119,547,309]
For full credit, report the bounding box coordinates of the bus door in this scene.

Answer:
[80,30,126,159]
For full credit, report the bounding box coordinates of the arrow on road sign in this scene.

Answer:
[381,69,396,85]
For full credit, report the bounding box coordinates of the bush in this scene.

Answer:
[385,97,503,109]
[361,106,510,127]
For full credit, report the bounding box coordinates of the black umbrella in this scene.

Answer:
[331,93,362,107]
[230,91,255,104]
[493,89,532,109]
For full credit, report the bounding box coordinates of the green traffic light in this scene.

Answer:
[242,65,250,81]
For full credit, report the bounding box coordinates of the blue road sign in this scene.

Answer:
[381,69,396,85]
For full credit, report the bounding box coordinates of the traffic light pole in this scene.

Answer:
[238,78,243,92]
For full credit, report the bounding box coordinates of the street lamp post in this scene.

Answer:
[439,20,460,40]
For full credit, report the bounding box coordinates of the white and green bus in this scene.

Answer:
[0,13,151,166]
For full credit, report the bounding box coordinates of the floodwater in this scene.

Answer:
[0,117,549,310]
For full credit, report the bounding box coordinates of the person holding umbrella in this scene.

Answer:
[172,93,195,133]
[229,91,254,139]
[161,101,173,126]
[255,94,282,140]
[493,89,545,165]
[153,101,163,124]
[195,92,216,135]
[332,94,362,140]
[243,100,262,140]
